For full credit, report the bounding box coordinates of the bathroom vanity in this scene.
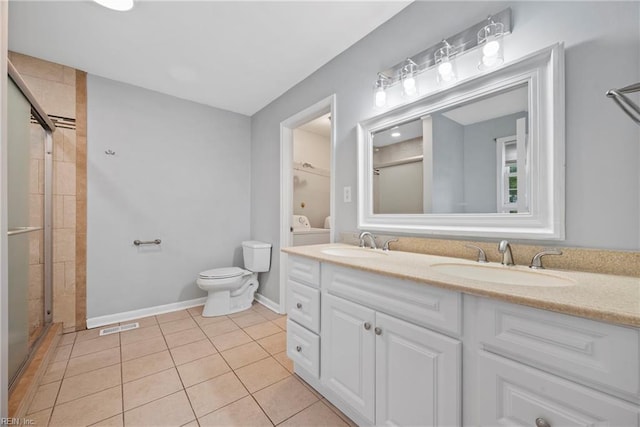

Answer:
[282,244,640,426]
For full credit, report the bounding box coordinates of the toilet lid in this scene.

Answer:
[199,267,246,279]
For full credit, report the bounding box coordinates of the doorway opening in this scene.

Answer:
[279,95,336,313]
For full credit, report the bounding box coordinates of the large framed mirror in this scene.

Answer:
[357,44,565,240]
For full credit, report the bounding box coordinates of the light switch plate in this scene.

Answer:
[343,186,352,203]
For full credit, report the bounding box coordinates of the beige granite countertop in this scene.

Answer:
[282,243,640,328]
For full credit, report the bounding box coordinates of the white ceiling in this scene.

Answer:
[442,85,529,126]
[298,113,331,138]
[8,1,411,116]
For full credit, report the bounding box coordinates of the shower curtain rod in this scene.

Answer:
[606,82,640,126]
[7,59,56,132]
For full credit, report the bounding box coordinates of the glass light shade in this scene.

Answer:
[373,74,389,108]
[374,87,387,108]
[478,21,504,70]
[434,44,457,85]
[401,61,419,98]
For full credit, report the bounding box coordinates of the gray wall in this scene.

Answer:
[432,114,464,213]
[251,2,640,303]
[87,75,251,318]
[463,111,527,213]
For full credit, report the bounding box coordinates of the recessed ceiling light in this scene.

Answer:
[391,132,401,138]
[94,0,134,12]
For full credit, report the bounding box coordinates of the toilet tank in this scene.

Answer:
[242,241,272,272]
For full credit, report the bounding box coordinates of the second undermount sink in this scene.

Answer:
[321,247,388,258]
[431,262,575,287]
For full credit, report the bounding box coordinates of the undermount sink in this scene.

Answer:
[431,263,575,287]
[320,247,388,258]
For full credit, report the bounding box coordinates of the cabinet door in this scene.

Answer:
[477,351,639,426]
[375,312,461,427]
[322,294,376,424]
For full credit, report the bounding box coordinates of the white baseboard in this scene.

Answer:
[86,297,207,329]
[254,293,282,314]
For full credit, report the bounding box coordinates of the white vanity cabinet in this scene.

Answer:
[321,293,376,422]
[286,256,321,378]
[286,256,463,426]
[472,298,640,426]
[284,254,640,427]
[322,293,461,426]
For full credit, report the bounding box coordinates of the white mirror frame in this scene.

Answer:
[357,43,565,240]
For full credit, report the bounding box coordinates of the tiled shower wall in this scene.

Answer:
[9,52,86,332]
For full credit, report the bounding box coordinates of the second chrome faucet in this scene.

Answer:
[358,231,377,249]
[498,240,515,266]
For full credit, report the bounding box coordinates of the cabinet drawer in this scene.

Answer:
[287,280,320,334]
[287,319,320,378]
[322,263,461,336]
[477,298,640,401]
[477,351,639,426]
[287,256,320,288]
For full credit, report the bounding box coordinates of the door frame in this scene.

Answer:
[279,94,336,313]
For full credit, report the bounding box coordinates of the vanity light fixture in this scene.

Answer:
[374,73,390,108]
[478,16,505,69]
[371,8,511,108]
[401,59,419,98]
[94,0,134,11]
[434,40,457,85]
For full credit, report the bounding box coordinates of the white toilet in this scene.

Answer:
[197,241,271,317]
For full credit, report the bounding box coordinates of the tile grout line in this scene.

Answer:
[251,375,320,427]
[320,399,356,426]
[188,307,277,423]
[193,304,277,425]
[47,333,122,426]
[29,333,76,425]
[37,306,306,426]
[165,310,200,424]
[41,333,76,423]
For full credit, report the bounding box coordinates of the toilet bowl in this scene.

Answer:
[197,241,271,317]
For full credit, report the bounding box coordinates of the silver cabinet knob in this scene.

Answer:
[296,302,302,309]
[364,322,371,330]
[296,345,302,352]
[374,327,382,335]
[535,418,550,427]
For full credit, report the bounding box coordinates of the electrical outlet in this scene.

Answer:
[343,186,352,203]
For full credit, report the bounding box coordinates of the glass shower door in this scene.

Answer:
[7,78,47,384]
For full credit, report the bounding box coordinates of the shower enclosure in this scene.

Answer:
[7,61,54,388]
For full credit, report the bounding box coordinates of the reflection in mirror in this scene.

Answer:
[359,44,564,240]
[372,84,528,215]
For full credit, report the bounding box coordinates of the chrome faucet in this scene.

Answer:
[498,240,515,266]
[358,231,377,249]
[465,244,488,263]
[382,238,399,251]
[530,249,563,269]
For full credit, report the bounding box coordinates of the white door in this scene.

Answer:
[321,294,376,424]
[375,312,462,427]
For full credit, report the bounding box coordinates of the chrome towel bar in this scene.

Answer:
[606,82,640,125]
[134,239,161,246]
[8,226,43,236]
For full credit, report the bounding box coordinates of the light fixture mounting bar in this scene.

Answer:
[380,8,511,80]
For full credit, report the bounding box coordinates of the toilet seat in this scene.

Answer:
[199,267,247,279]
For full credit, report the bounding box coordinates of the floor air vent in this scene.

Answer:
[99,322,140,336]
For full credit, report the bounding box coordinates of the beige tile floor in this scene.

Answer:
[26,303,355,427]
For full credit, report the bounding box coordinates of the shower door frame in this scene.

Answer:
[7,60,55,371]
